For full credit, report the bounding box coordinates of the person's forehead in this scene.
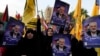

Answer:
[15,25,20,28]
[89,22,97,26]
[60,6,65,9]
[59,38,65,41]
[48,29,52,31]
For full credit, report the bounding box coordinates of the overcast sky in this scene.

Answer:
[0,0,95,17]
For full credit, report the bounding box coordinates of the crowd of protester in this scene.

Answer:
[0,16,97,56]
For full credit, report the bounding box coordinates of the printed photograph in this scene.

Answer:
[51,0,70,26]
[3,17,25,46]
[52,34,71,56]
[82,15,100,47]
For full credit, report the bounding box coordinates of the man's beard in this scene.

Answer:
[91,31,97,34]
[13,31,19,35]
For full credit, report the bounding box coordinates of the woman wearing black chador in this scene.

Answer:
[44,28,54,56]
[16,29,40,56]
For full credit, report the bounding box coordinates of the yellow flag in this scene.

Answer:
[22,0,36,25]
[75,15,85,40]
[73,0,81,19]
[27,18,37,29]
[70,27,75,36]
[70,0,82,40]
[91,0,99,16]
[95,48,100,56]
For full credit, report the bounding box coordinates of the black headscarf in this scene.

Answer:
[24,29,37,39]
[17,29,40,56]
[45,28,53,56]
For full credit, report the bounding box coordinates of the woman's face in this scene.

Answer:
[47,29,53,36]
[26,32,34,39]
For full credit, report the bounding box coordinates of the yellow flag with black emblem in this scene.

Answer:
[22,0,36,25]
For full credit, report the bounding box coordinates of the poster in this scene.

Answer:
[5,17,24,32]
[52,34,71,56]
[82,15,100,47]
[3,17,25,46]
[50,0,70,26]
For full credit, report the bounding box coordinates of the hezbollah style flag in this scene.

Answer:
[70,27,75,36]
[22,0,36,25]
[91,0,99,16]
[27,17,37,29]
[70,0,82,40]
[95,47,100,56]
[73,0,81,19]
[75,14,85,40]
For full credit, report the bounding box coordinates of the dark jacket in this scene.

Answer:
[0,30,4,46]
[87,30,100,37]
[56,45,67,51]
[71,37,97,56]
[45,35,53,56]
[16,29,41,56]
[53,45,69,56]
[37,18,53,56]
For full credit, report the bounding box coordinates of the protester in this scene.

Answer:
[36,15,45,56]
[44,28,54,56]
[16,29,41,56]
[16,16,43,56]
[71,36,97,56]
[36,15,54,56]
[0,21,4,46]
[0,21,6,56]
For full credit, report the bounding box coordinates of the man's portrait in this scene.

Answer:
[51,0,70,26]
[83,15,100,47]
[87,22,100,37]
[52,34,71,56]
[3,17,24,46]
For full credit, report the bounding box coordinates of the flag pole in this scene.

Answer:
[35,0,39,15]
[41,10,44,19]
